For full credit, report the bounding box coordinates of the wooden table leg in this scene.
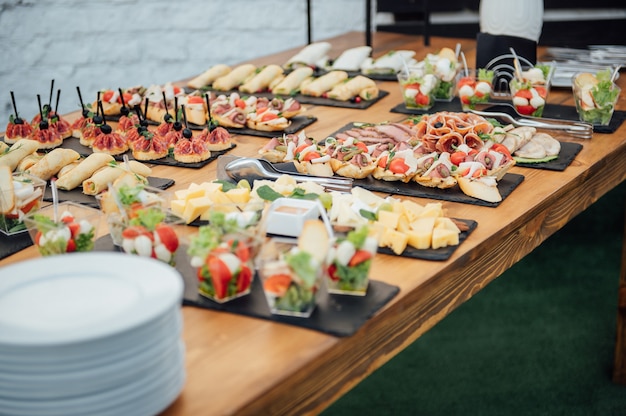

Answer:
[613,193,626,384]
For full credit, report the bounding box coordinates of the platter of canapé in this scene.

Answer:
[0,40,597,319]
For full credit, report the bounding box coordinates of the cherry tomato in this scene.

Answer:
[187,96,204,104]
[260,112,279,122]
[514,89,533,100]
[534,86,547,98]
[67,222,81,238]
[416,93,430,106]
[490,143,512,158]
[355,141,368,153]
[388,158,410,174]
[302,151,321,162]
[155,223,179,253]
[450,151,467,166]
[377,155,389,169]
[404,83,420,90]
[327,264,340,281]
[66,239,76,252]
[236,265,253,293]
[228,239,250,262]
[263,273,292,297]
[102,90,114,102]
[207,255,232,299]
[515,105,535,116]
[349,249,372,267]
[234,98,246,109]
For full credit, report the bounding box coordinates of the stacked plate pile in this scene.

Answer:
[0,253,185,416]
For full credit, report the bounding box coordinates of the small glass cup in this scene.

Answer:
[326,225,378,296]
[257,238,324,318]
[422,55,460,102]
[572,70,621,126]
[397,70,439,110]
[0,172,47,236]
[23,201,101,256]
[188,204,266,303]
[457,69,495,111]
[117,206,186,266]
[509,63,554,117]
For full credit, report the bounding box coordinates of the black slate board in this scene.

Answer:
[483,103,626,134]
[274,162,524,208]
[390,97,465,115]
[285,90,390,109]
[62,136,236,169]
[513,141,582,171]
[377,218,478,261]
[0,230,33,261]
[222,115,318,138]
[43,176,175,208]
[94,235,400,337]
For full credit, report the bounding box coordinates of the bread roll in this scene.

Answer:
[300,71,348,97]
[331,46,372,71]
[55,153,115,191]
[27,148,80,181]
[327,75,379,101]
[272,67,314,95]
[212,64,256,91]
[457,176,502,203]
[0,139,39,172]
[187,64,231,89]
[239,64,284,94]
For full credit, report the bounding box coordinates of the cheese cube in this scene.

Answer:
[200,182,223,194]
[400,200,424,222]
[431,227,459,249]
[434,217,461,233]
[207,189,232,205]
[170,199,186,216]
[420,203,444,218]
[380,227,408,255]
[407,217,436,249]
[175,187,206,202]
[397,214,411,233]
[377,210,400,230]
[225,188,251,204]
[182,196,212,224]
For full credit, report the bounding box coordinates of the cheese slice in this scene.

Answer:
[431,227,459,249]
[408,217,436,249]
[377,210,400,230]
[225,188,251,204]
[380,227,408,255]
[182,196,212,224]
[170,199,186,217]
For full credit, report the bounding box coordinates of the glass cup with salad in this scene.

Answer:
[509,63,554,117]
[572,69,621,126]
[457,69,495,110]
[0,171,46,236]
[326,225,378,296]
[397,70,439,110]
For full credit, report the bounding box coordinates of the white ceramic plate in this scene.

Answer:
[0,252,183,346]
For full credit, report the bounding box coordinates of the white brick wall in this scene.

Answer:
[0,0,367,126]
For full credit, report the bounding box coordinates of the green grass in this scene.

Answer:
[324,181,626,416]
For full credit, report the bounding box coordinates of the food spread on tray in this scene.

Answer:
[260,111,556,203]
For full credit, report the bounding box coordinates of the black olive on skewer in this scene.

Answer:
[181,104,193,139]
[9,91,24,124]
[204,93,213,132]
[98,100,112,134]
[37,95,48,130]
[119,88,130,116]
[76,86,90,118]
[92,92,104,125]
[162,91,173,123]
[173,96,182,132]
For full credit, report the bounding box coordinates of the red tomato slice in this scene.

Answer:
[377,155,389,169]
[349,249,372,267]
[327,264,340,281]
[514,89,533,100]
[207,255,232,299]
[515,105,535,115]
[260,112,279,122]
[187,96,204,104]
[121,92,133,104]
[68,222,81,238]
[295,143,310,155]
[66,239,76,252]
[416,93,430,106]
[236,265,253,293]
[302,151,321,162]
[60,215,75,224]
[234,98,246,109]
[155,224,179,253]
[355,141,368,152]
[102,90,114,102]
[490,143,512,158]
[457,77,475,88]
[263,273,292,297]
[122,225,151,240]
[228,239,250,262]
[388,158,410,174]
[404,83,420,90]
[534,86,547,98]
[450,151,467,166]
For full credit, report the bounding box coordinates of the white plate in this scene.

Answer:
[0,252,183,346]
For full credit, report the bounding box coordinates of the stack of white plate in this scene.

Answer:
[0,252,185,416]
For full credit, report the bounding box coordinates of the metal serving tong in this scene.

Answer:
[223,157,353,193]
[470,109,594,139]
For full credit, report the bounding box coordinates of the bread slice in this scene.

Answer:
[0,166,15,214]
[298,219,329,263]
[457,176,502,203]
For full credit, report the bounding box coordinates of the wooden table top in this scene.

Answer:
[2,31,626,415]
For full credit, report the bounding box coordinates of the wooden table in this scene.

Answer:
[2,32,626,415]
